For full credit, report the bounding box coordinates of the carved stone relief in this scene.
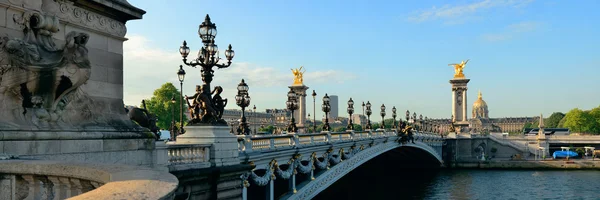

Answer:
[456,90,463,106]
[0,10,96,129]
[42,0,128,37]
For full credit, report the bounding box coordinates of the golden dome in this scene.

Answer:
[472,90,489,119]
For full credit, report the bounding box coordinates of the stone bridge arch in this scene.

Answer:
[238,131,444,200]
[287,141,443,200]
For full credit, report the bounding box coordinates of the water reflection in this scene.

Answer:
[316,169,600,200]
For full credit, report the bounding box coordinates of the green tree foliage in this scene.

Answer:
[334,127,347,132]
[588,106,600,133]
[558,117,567,128]
[522,122,533,130]
[352,124,363,131]
[143,83,188,130]
[563,108,596,134]
[546,112,565,128]
[259,125,275,134]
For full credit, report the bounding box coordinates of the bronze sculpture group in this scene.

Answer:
[398,121,415,144]
[185,84,228,125]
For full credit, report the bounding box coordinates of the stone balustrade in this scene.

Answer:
[0,160,178,200]
[236,130,442,153]
[166,143,212,171]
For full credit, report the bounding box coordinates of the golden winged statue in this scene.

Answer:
[448,59,469,78]
[291,66,306,85]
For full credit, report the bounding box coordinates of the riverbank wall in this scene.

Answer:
[451,160,600,170]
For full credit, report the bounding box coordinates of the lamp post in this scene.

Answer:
[392,106,397,129]
[170,96,176,126]
[362,102,365,128]
[322,93,331,131]
[419,114,423,131]
[253,105,257,134]
[425,116,429,132]
[405,110,410,122]
[312,90,316,133]
[307,113,311,132]
[178,15,235,124]
[412,112,417,125]
[286,89,299,133]
[177,65,186,134]
[347,98,354,130]
[380,104,386,130]
[365,101,372,130]
[235,79,251,135]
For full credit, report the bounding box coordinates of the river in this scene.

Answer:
[315,168,600,200]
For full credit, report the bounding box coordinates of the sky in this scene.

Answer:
[123,0,600,120]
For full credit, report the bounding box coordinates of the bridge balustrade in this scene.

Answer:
[0,160,178,200]
[167,144,211,165]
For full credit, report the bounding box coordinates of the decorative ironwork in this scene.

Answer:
[322,94,331,131]
[236,79,251,135]
[286,89,299,133]
[347,98,354,130]
[179,15,235,126]
[392,106,397,129]
[365,101,372,130]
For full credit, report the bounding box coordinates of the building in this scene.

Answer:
[468,91,537,133]
[432,90,537,134]
[351,114,368,127]
[222,109,274,127]
[326,95,339,121]
[266,109,291,126]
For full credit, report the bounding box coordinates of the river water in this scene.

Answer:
[315,169,600,200]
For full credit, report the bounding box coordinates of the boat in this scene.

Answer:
[552,151,579,159]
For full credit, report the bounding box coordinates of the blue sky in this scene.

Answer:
[123,0,600,119]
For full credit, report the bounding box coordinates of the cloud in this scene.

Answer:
[122,35,355,106]
[407,0,534,24]
[480,21,542,42]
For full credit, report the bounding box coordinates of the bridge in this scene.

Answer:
[168,129,444,199]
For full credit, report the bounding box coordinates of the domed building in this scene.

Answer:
[472,90,489,119]
[469,91,499,133]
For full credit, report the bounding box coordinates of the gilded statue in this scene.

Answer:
[448,59,469,78]
[291,66,305,85]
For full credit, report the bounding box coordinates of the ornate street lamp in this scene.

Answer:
[322,94,331,131]
[380,104,386,129]
[405,110,410,122]
[312,90,316,133]
[235,79,251,135]
[412,112,417,124]
[177,65,186,134]
[347,98,354,130]
[286,89,299,133]
[253,105,257,134]
[365,101,372,130]
[179,15,235,125]
[392,106,397,129]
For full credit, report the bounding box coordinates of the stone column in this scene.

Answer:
[289,85,309,133]
[449,78,470,134]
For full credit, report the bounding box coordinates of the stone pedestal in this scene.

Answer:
[289,85,309,133]
[0,0,153,167]
[176,126,239,167]
[449,78,470,134]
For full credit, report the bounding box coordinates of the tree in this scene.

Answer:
[144,83,188,130]
[334,127,347,132]
[588,106,600,133]
[546,112,565,128]
[563,108,595,134]
[259,125,275,134]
